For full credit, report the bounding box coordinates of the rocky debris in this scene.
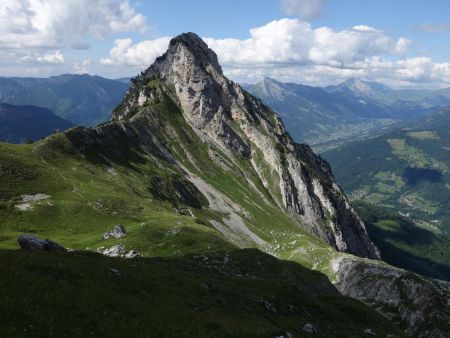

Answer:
[21,194,50,202]
[107,167,118,176]
[103,224,127,239]
[15,203,33,211]
[97,245,141,258]
[331,256,450,337]
[200,283,211,290]
[174,207,195,217]
[109,268,121,276]
[15,193,50,211]
[274,332,293,338]
[261,300,277,313]
[364,328,376,336]
[18,235,65,252]
[187,170,266,246]
[167,226,182,235]
[302,323,316,333]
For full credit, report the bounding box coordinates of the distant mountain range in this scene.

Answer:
[114,77,131,84]
[0,74,128,127]
[0,103,74,143]
[246,77,450,151]
[3,74,450,149]
[327,78,450,111]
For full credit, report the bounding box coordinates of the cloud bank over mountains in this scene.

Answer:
[100,18,450,88]
[1,0,450,88]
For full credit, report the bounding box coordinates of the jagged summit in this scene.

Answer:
[131,32,222,88]
[167,32,222,72]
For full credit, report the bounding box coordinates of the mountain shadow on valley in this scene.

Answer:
[403,167,443,186]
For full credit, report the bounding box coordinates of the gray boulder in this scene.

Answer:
[18,235,66,252]
[103,224,127,239]
[302,323,316,333]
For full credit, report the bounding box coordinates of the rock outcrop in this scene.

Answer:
[103,224,127,239]
[108,32,379,259]
[18,235,66,252]
[331,256,450,337]
[97,245,141,258]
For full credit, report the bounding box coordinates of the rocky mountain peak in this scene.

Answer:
[257,77,287,101]
[169,32,222,72]
[113,32,268,159]
[109,32,380,259]
[130,32,223,90]
[331,78,392,98]
[261,77,283,91]
[262,77,280,85]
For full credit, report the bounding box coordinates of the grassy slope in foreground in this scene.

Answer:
[0,249,404,338]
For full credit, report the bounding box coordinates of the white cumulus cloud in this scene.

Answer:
[37,50,65,64]
[208,19,407,67]
[101,19,408,70]
[37,16,450,89]
[0,0,148,49]
[100,37,171,67]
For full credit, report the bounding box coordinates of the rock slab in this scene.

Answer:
[103,224,127,239]
[18,235,66,252]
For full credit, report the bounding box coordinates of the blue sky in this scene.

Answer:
[1,0,450,88]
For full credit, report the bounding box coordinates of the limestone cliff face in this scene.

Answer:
[110,33,379,259]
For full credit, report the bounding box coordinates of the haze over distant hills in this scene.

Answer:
[3,73,450,148]
[246,77,450,151]
[0,74,128,127]
[0,103,74,143]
